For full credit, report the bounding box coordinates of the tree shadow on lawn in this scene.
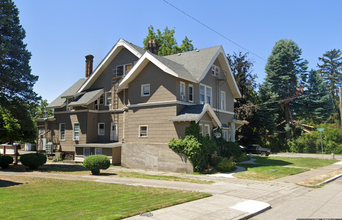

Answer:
[1,164,89,173]
[252,156,293,166]
[0,179,22,188]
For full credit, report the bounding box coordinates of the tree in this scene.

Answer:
[263,39,308,139]
[0,0,40,142]
[297,70,334,123]
[143,25,195,56]
[317,49,342,115]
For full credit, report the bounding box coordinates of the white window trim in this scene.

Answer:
[205,124,210,137]
[188,84,194,102]
[59,123,65,141]
[141,84,150,97]
[95,148,102,155]
[180,81,186,100]
[116,63,132,76]
[220,91,226,110]
[139,125,148,138]
[98,123,105,136]
[200,84,212,105]
[212,65,220,77]
[105,92,112,106]
[222,128,229,141]
[83,148,90,157]
[199,124,203,136]
[73,123,80,141]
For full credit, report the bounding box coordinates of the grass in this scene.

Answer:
[0,175,211,220]
[233,156,339,181]
[297,168,342,187]
[116,171,214,184]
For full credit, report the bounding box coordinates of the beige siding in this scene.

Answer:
[97,112,111,143]
[86,112,98,143]
[128,62,177,104]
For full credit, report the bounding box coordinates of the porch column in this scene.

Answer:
[230,122,235,142]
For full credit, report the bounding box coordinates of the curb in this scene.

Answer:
[318,173,342,186]
[240,205,271,220]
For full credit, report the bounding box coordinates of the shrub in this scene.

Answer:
[83,155,110,175]
[217,158,236,173]
[0,155,14,168]
[20,153,47,169]
[236,153,249,162]
[52,157,62,162]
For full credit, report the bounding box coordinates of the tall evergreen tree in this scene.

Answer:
[0,0,40,142]
[264,39,308,139]
[297,70,334,122]
[143,25,195,56]
[317,49,342,115]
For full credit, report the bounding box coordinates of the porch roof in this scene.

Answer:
[68,88,103,107]
[74,143,122,148]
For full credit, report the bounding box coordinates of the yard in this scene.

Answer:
[234,156,339,181]
[0,175,210,220]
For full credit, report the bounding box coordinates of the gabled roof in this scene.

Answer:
[77,38,144,93]
[47,78,87,109]
[169,104,222,127]
[118,45,241,98]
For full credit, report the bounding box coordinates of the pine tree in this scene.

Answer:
[0,0,40,142]
[264,39,308,139]
[143,25,195,56]
[297,70,334,122]
[317,49,342,115]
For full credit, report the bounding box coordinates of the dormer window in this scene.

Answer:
[212,65,220,77]
[115,64,132,77]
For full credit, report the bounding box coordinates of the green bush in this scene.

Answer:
[20,153,47,169]
[52,157,62,162]
[217,158,236,173]
[236,153,249,162]
[0,155,14,168]
[83,155,110,175]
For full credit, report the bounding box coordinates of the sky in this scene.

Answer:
[13,0,342,103]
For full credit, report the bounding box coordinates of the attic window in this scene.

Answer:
[141,84,150,97]
[115,63,132,77]
[212,65,220,77]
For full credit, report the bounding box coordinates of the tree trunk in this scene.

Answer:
[284,103,291,140]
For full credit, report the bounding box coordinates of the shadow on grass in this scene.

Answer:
[1,164,89,173]
[0,179,23,188]
[253,156,293,166]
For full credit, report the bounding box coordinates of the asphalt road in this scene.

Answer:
[252,177,342,219]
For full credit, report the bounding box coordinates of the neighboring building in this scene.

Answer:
[36,38,247,173]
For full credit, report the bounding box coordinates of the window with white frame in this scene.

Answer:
[141,84,150,96]
[95,148,102,155]
[220,91,226,110]
[59,123,65,141]
[139,125,148,137]
[74,123,80,140]
[200,84,212,105]
[84,148,90,157]
[188,84,193,102]
[98,123,105,136]
[180,82,186,100]
[105,92,112,106]
[205,124,210,137]
[212,65,220,77]
[116,63,132,76]
[199,124,203,136]
[222,129,229,141]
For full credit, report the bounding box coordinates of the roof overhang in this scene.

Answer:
[77,39,143,93]
[34,117,56,122]
[69,89,104,107]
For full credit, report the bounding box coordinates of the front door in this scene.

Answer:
[110,123,118,142]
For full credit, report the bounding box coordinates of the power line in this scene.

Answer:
[162,0,267,62]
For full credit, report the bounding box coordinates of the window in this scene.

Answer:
[99,94,104,105]
[211,65,220,77]
[139,125,148,138]
[59,123,65,141]
[84,148,90,157]
[74,123,80,140]
[180,82,186,100]
[199,124,203,136]
[221,91,226,110]
[188,84,193,102]
[222,129,228,141]
[200,84,212,105]
[141,84,150,96]
[205,125,210,137]
[98,123,105,136]
[95,148,102,155]
[94,99,99,110]
[105,92,111,106]
[116,63,132,76]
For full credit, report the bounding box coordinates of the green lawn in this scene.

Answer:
[234,156,338,181]
[0,176,210,220]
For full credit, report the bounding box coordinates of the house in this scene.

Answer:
[35,38,247,173]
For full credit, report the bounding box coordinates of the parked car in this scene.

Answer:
[239,145,247,153]
[245,144,271,156]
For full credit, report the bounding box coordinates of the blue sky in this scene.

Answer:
[14,0,342,103]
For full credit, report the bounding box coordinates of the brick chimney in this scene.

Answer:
[146,40,159,55]
[85,54,94,78]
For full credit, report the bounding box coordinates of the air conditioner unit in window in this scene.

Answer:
[74,136,79,141]
[180,95,186,100]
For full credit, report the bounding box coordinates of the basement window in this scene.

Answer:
[139,125,148,138]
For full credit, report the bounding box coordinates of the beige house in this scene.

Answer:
[36,38,246,173]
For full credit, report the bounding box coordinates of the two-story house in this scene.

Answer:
[36,38,246,173]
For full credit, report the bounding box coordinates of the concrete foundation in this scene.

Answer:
[121,143,193,173]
